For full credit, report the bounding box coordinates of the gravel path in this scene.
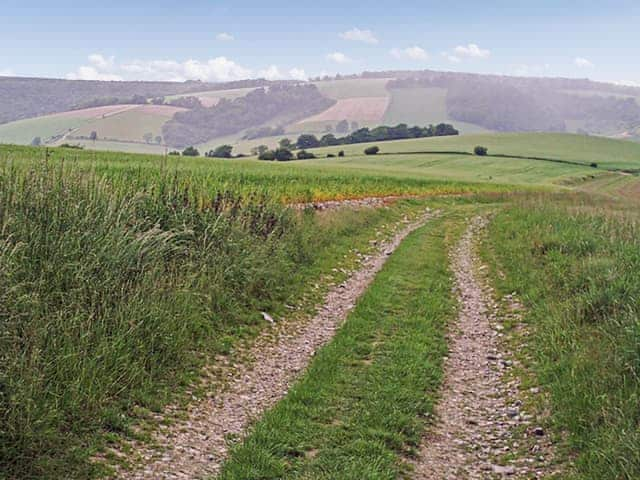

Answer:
[412,216,555,479]
[124,209,435,480]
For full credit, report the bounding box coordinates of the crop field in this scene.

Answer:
[70,105,186,144]
[313,78,392,99]
[383,87,490,134]
[2,132,640,479]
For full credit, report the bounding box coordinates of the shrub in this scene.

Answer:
[338,150,345,157]
[327,154,336,158]
[168,150,181,156]
[297,150,316,160]
[182,146,200,157]
[474,146,488,156]
[206,145,233,158]
[590,162,598,168]
[258,150,276,161]
[364,146,380,155]
[274,148,294,161]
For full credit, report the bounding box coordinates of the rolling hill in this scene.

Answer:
[1,70,639,155]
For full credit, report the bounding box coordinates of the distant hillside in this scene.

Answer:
[0,76,274,125]
[1,70,639,154]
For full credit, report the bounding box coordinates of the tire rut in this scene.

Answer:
[123,208,436,480]
[412,216,556,479]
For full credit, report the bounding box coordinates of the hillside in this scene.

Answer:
[1,70,639,154]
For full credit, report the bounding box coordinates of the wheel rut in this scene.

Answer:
[123,208,435,480]
[412,216,556,479]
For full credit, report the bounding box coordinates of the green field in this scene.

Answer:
[2,132,640,479]
[383,87,490,134]
[310,132,640,171]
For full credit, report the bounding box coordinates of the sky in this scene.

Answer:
[1,0,638,86]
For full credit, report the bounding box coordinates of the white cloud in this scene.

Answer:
[574,57,594,68]
[442,53,461,64]
[216,32,234,41]
[326,52,351,64]
[339,28,378,44]
[257,65,307,81]
[288,67,308,81]
[67,53,306,83]
[453,43,491,59]
[390,46,429,61]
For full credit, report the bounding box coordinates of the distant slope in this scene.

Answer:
[0,76,274,125]
[309,132,640,171]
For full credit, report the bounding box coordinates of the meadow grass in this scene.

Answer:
[0,144,520,203]
[310,132,640,171]
[0,157,433,479]
[482,193,640,479]
[218,208,474,479]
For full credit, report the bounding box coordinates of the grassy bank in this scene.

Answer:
[483,194,640,479]
[218,210,470,479]
[0,160,428,479]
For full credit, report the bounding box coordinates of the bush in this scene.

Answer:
[327,154,336,158]
[168,150,181,156]
[258,150,276,161]
[338,150,345,157]
[297,150,316,160]
[474,146,488,156]
[206,145,233,158]
[364,146,380,156]
[590,162,598,168]
[182,146,200,157]
[274,148,294,162]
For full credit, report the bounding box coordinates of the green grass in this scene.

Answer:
[383,87,489,134]
[0,157,435,479]
[218,208,470,479]
[0,113,90,144]
[72,109,172,144]
[0,144,520,203]
[482,194,640,479]
[309,132,640,171]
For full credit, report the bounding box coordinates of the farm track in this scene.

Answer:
[412,217,557,479]
[123,208,436,480]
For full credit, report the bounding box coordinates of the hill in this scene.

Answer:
[1,71,639,154]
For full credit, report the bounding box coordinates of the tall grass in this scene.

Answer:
[0,160,312,478]
[484,193,640,479]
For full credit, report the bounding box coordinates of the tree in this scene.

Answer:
[296,150,316,160]
[208,144,233,158]
[278,138,293,149]
[338,150,345,157]
[336,120,349,134]
[155,135,163,144]
[143,132,154,144]
[296,134,320,149]
[364,146,380,155]
[31,137,42,146]
[168,150,181,156]
[89,131,98,141]
[474,145,488,156]
[258,150,276,161]
[182,146,200,157]
[251,145,269,156]
[274,148,294,161]
[320,134,339,146]
[151,97,165,105]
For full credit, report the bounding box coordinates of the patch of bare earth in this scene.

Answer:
[412,216,558,479]
[296,96,390,123]
[122,208,435,480]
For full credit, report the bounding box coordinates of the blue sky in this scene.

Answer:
[1,0,638,85]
